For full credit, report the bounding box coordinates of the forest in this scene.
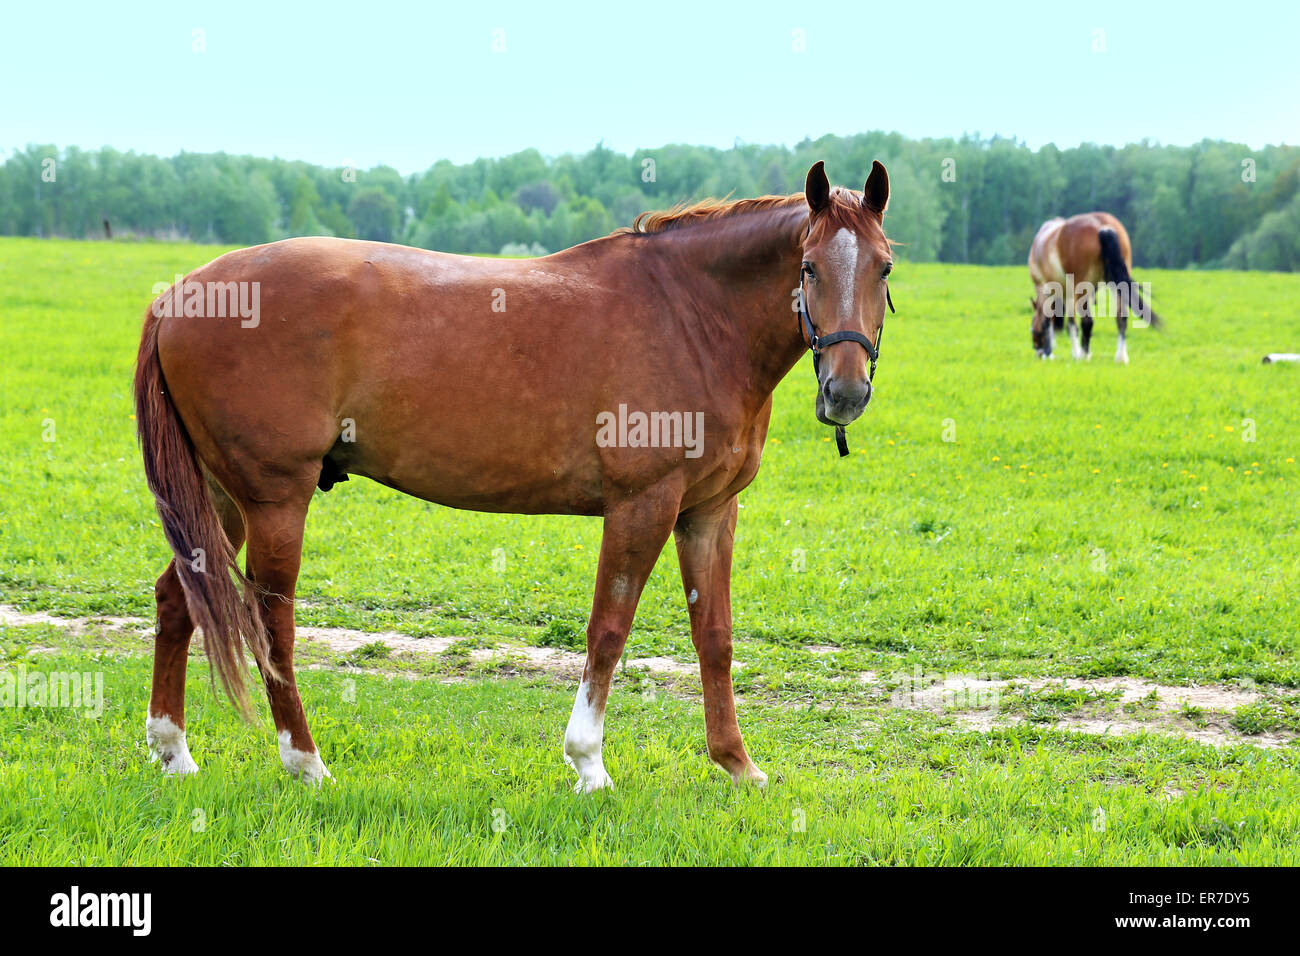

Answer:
[3,132,1298,270]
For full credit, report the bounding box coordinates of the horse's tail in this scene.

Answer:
[1098,228,1161,328]
[133,299,275,719]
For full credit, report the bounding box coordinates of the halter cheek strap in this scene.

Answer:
[798,275,893,457]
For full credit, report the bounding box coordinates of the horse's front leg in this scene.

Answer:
[564,484,680,793]
[673,496,766,785]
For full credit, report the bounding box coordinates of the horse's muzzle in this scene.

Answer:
[816,376,871,426]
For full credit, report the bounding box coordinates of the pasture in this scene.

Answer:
[1,236,1298,864]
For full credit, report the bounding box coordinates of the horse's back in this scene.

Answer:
[1031,213,1130,285]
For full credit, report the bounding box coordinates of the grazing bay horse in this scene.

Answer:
[1028,212,1160,363]
[134,161,894,791]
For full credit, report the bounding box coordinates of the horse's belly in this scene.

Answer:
[338,424,607,517]
[361,464,605,517]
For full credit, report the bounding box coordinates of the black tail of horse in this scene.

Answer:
[1098,228,1161,328]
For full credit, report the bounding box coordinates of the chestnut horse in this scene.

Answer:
[1028,212,1160,363]
[134,161,894,791]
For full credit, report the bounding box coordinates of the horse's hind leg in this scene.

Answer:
[674,496,765,785]
[243,490,330,784]
[564,486,680,793]
[146,482,245,775]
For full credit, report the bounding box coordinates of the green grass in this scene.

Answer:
[1,237,1299,865]
[2,650,1298,865]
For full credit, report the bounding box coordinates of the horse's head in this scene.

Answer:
[1030,289,1061,358]
[800,160,892,427]
[1030,294,1050,357]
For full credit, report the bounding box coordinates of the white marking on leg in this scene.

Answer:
[277,730,332,785]
[1069,323,1084,360]
[146,714,199,776]
[1116,334,1129,365]
[731,764,769,787]
[563,680,612,793]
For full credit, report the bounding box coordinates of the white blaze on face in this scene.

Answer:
[563,680,612,793]
[145,714,199,776]
[277,730,333,785]
[824,227,860,319]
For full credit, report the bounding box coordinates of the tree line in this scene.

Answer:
[3,132,1298,270]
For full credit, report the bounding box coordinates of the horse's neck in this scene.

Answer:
[648,206,810,404]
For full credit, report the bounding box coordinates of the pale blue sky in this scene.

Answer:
[3,0,1296,172]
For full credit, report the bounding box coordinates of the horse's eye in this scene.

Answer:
[801,262,816,280]
[881,262,893,279]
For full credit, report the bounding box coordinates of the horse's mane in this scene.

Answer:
[614,186,873,238]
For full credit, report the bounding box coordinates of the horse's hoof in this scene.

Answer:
[278,731,333,785]
[146,715,200,776]
[573,769,613,794]
[732,765,769,787]
[565,751,614,793]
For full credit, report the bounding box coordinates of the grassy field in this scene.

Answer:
[1,236,1298,865]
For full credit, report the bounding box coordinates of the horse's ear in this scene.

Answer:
[863,160,889,217]
[805,161,830,214]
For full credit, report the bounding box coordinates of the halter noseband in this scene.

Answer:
[798,267,894,457]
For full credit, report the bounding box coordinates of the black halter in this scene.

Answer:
[797,267,894,457]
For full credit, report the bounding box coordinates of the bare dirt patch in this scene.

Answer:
[0,605,153,640]
[4,603,1293,748]
[0,603,694,680]
[862,671,1297,749]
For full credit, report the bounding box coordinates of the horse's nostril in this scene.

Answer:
[823,380,834,400]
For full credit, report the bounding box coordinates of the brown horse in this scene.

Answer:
[1028,212,1160,363]
[134,161,894,791]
